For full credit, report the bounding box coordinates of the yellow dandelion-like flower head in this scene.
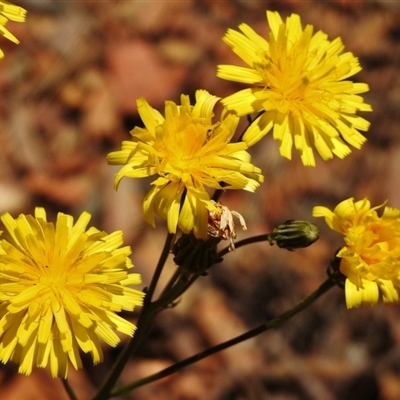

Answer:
[107,89,263,239]
[0,1,26,58]
[313,198,400,309]
[0,208,144,378]
[217,10,372,166]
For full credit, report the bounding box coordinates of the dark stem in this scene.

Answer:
[151,271,195,309]
[110,278,336,397]
[61,378,79,400]
[159,267,182,299]
[92,232,174,400]
[218,234,271,257]
[145,232,175,304]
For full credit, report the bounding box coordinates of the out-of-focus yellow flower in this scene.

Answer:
[313,198,400,309]
[0,1,26,58]
[217,10,372,166]
[0,208,144,378]
[107,90,263,239]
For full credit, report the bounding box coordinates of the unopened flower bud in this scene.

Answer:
[269,220,319,250]
[172,234,222,276]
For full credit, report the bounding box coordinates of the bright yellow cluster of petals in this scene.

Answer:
[0,208,144,378]
[0,1,26,58]
[217,10,372,166]
[313,198,400,309]
[107,90,263,239]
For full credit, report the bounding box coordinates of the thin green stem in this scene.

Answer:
[110,278,336,397]
[211,188,224,203]
[92,305,157,400]
[61,379,79,400]
[159,267,182,299]
[92,232,174,400]
[151,272,194,309]
[218,234,271,257]
[145,232,175,304]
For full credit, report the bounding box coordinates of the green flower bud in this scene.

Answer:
[269,220,319,250]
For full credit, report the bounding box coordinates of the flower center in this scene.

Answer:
[255,42,341,120]
[36,265,68,292]
[255,52,312,114]
[156,121,210,174]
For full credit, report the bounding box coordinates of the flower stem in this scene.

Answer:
[159,267,181,299]
[92,232,174,400]
[151,271,194,309]
[110,278,336,397]
[145,232,175,304]
[61,379,79,400]
[93,303,157,400]
[218,234,270,257]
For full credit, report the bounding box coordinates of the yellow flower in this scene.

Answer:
[217,10,372,166]
[0,208,144,378]
[107,89,263,239]
[0,1,26,58]
[313,198,400,309]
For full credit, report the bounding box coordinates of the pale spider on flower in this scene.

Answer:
[207,200,247,251]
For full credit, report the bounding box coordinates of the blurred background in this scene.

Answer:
[1,0,400,399]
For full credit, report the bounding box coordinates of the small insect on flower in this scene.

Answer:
[208,201,247,251]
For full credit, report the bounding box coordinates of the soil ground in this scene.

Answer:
[1,1,400,399]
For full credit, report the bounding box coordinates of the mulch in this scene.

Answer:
[1,1,400,399]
